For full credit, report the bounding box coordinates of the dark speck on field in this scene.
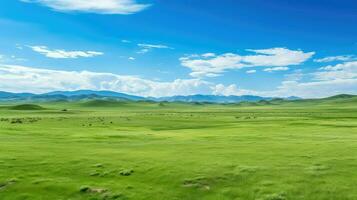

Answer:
[90,171,101,176]
[79,186,126,199]
[79,186,107,194]
[94,163,104,168]
[258,193,287,200]
[0,178,18,190]
[183,177,211,191]
[119,169,134,176]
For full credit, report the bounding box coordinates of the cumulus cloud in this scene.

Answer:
[314,61,357,81]
[0,64,212,97]
[263,67,289,72]
[314,55,356,63]
[180,48,314,78]
[273,79,357,98]
[180,53,244,78]
[212,62,357,98]
[212,79,357,99]
[29,46,103,59]
[21,0,150,15]
[244,48,314,66]
[1,61,356,98]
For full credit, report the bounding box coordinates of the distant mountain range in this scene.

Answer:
[0,90,300,103]
[151,94,300,103]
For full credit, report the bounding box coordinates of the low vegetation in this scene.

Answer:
[0,96,357,199]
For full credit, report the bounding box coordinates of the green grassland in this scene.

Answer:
[1,96,357,200]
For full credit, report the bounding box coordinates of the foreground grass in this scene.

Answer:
[1,100,357,199]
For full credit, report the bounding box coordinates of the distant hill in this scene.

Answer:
[44,90,145,101]
[0,90,309,104]
[323,94,356,100]
[0,90,144,102]
[10,104,45,110]
[151,95,274,103]
[80,99,129,107]
[0,91,34,99]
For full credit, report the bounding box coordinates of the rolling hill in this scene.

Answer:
[0,90,300,103]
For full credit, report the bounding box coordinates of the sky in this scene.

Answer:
[0,0,356,98]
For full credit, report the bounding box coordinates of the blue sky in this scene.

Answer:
[0,0,356,98]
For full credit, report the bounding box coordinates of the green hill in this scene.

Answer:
[79,100,129,107]
[9,104,45,110]
[324,94,356,100]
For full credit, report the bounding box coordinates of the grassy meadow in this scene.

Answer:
[1,97,357,200]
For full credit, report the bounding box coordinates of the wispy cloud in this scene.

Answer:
[264,67,289,72]
[180,48,314,78]
[138,44,170,49]
[21,0,151,15]
[314,55,357,63]
[201,53,216,58]
[16,44,24,50]
[314,55,356,63]
[29,46,103,59]
[246,70,256,74]
[137,43,172,54]
[0,54,27,63]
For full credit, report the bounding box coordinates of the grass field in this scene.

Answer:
[1,97,357,200]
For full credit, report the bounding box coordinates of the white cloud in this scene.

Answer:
[137,43,172,54]
[138,44,170,49]
[263,67,289,72]
[128,57,135,60]
[212,84,246,96]
[212,79,357,99]
[10,55,28,62]
[284,70,304,81]
[202,53,216,58]
[0,54,27,63]
[212,62,357,98]
[0,64,212,97]
[137,48,150,54]
[246,70,256,74]
[180,48,314,78]
[314,61,357,81]
[29,46,103,59]
[244,48,314,66]
[16,44,23,50]
[121,40,131,43]
[1,62,355,99]
[21,0,150,15]
[314,55,355,63]
[180,53,244,78]
[273,79,357,98]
